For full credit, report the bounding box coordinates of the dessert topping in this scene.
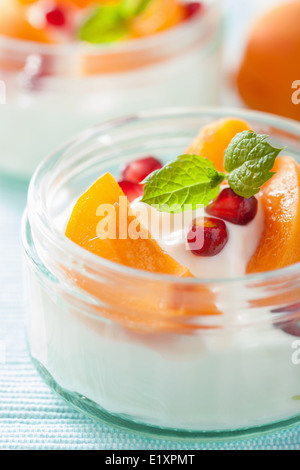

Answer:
[141,131,283,213]
[206,188,258,226]
[118,180,144,202]
[187,217,229,257]
[122,156,163,184]
[45,7,67,27]
[185,2,202,19]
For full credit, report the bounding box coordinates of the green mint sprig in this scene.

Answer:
[141,131,284,213]
[79,0,152,44]
[141,154,225,213]
[224,131,284,198]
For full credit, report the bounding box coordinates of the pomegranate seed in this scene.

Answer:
[118,180,144,202]
[206,188,258,226]
[277,319,300,337]
[187,217,229,257]
[272,303,300,337]
[46,7,66,27]
[121,156,163,184]
[185,2,203,20]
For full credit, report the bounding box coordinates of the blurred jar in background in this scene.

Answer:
[0,0,223,179]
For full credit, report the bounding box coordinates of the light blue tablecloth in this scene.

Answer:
[0,175,299,450]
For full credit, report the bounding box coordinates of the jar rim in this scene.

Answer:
[26,106,300,286]
[0,1,216,57]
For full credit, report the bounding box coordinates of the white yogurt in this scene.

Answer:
[0,2,223,179]
[26,192,300,433]
[131,198,265,278]
[26,266,300,431]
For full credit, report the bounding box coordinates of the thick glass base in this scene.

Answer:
[31,355,300,443]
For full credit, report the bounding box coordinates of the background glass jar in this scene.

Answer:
[22,108,300,439]
[0,0,222,179]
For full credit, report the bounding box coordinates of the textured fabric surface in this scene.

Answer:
[0,176,299,450]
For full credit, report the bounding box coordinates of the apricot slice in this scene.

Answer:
[65,172,221,332]
[78,48,161,75]
[65,172,191,276]
[0,1,53,43]
[78,0,186,75]
[247,156,300,273]
[186,118,251,173]
[16,0,38,5]
[130,0,185,37]
[58,0,98,7]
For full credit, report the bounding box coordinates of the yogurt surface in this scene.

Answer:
[131,197,265,279]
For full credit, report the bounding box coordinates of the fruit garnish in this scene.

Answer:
[121,156,163,183]
[187,217,228,257]
[141,131,283,213]
[185,2,202,20]
[206,188,258,226]
[247,156,300,273]
[17,0,38,4]
[0,1,54,43]
[78,0,152,43]
[59,0,97,7]
[65,172,191,276]
[118,180,144,201]
[272,303,300,338]
[141,154,225,213]
[45,7,67,27]
[278,319,300,338]
[65,171,222,332]
[186,118,251,173]
[224,131,283,199]
[130,0,185,37]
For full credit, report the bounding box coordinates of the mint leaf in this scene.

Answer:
[79,5,128,44]
[141,155,225,213]
[121,0,152,17]
[140,130,283,214]
[79,1,152,44]
[224,131,284,198]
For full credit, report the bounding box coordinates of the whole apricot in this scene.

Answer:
[237,1,300,121]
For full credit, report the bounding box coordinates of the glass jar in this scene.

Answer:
[22,108,300,440]
[0,0,222,179]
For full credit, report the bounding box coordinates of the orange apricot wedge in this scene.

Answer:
[78,48,161,75]
[247,156,300,273]
[76,0,186,75]
[130,0,185,38]
[57,0,98,7]
[186,117,251,172]
[0,1,54,43]
[65,172,191,276]
[65,173,221,332]
[16,0,38,5]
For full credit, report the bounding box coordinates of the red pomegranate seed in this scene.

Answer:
[277,319,300,338]
[46,7,66,27]
[206,188,258,226]
[121,156,163,184]
[187,217,229,257]
[185,2,203,20]
[118,180,144,202]
[272,303,300,337]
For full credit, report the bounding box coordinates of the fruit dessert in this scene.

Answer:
[24,114,300,434]
[0,0,203,46]
[66,117,300,279]
[0,1,220,179]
